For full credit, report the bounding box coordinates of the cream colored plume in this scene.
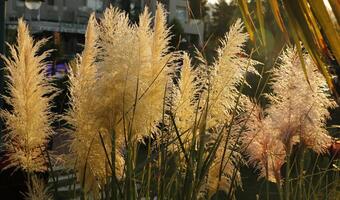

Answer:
[170,53,197,152]
[175,53,196,126]
[202,19,259,128]
[96,3,176,144]
[1,19,54,173]
[67,14,124,196]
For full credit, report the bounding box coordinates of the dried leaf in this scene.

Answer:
[256,0,266,46]
[238,0,256,43]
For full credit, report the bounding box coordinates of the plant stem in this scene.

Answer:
[285,148,291,200]
[111,129,117,200]
[298,145,305,200]
[146,137,152,200]
[276,180,284,200]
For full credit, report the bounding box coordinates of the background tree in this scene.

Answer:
[205,0,285,96]
[203,0,241,62]
[210,0,240,39]
[238,0,340,102]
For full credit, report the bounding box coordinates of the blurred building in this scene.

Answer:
[5,0,110,65]
[4,0,204,62]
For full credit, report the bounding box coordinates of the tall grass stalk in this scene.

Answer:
[284,148,291,200]
[298,145,306,200]
[41,146,58,197]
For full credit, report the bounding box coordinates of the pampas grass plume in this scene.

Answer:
[202,19,259,197]
[243,47,335,183]
[96,3,175,143]
[67,14,124,195]
[1,19,54,173]
[203,19,259,128]
[268,47,335,153]
[242,102,286,183]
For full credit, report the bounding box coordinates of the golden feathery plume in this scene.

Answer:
[67,14,124,196]
[151,3,171,71]
[1,19,54,173]
[96,6,132,146]
[138,7,152,70]
[131,3,172,141]
[174,53,196,133]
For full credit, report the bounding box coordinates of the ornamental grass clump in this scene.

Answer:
[66,4,180,198]
[66,4,260,197]
[1,3,339,200]
[95,5,178,198]
[1,19,54,173]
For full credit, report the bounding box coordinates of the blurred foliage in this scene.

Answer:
[238,0,340,103]
[210,0,241,39]
[204,0,241,62]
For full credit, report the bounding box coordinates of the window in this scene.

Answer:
[176,6,187,22]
